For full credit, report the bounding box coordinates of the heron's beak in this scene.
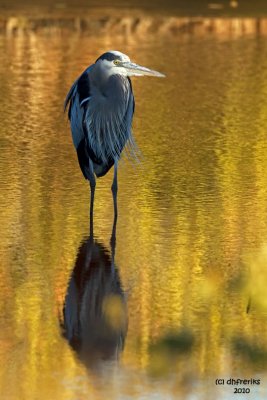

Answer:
[122,62,165,77]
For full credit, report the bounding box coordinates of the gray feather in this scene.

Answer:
[64,63,139,179]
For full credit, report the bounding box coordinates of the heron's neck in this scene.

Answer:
[91,65,128,100]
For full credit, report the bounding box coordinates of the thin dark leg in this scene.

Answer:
[111,160,118,220]
[88,158,96,237]
[110,207,117,250]
[111,160,118,246]
[110,211,117,274]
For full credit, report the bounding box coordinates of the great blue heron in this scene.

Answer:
[64,50,165,228]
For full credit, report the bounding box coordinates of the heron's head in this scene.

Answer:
[95,50,165,78]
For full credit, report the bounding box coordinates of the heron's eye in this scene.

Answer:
[113,60,121,65]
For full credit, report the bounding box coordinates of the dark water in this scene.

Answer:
[1,17,267,400]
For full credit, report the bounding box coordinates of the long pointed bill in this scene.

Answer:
[122,62,165,77]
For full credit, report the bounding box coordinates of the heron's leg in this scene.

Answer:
[88,158,96,237]
[110,203,117,252]
[110,177,117,274]
[110,219,117,275]
[111,159,118,222]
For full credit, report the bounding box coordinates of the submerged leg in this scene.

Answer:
[88,158,96,237]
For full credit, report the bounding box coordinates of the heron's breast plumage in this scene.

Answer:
[85,75,132,165]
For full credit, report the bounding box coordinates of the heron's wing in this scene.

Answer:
[64,67,93,150]
[64,67,98,179]
[64,79,76,118]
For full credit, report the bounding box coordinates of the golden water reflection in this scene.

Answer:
[1,23,267,399]
[61,231,127,370]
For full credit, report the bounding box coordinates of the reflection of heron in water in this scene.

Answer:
[61,222,127,368]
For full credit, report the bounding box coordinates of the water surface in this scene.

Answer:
[1,20,267,400]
